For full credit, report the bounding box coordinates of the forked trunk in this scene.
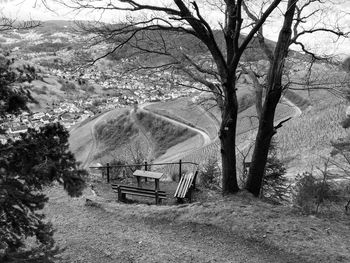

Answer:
[245,0,297,196]
[219,83,239,194]
[245,89,281,196]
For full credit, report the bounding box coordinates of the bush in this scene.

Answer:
[33,86,48,95]
[200,155,221,189]
[60,81,76,92]
[261,156,290,203]
[293,171,343,214]
[108,159,128,180]
[260,141,290,203]
[81,83,95,93]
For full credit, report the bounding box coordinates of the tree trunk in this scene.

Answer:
[245,89,281,196]
[220,82,239,194]
[245,0,297,196]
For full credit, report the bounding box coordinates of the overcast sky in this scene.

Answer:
[1,0,349,58]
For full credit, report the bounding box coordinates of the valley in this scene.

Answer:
[1,2,350,262]
[1,20,347,176]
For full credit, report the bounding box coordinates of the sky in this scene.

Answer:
[1,0,349,58]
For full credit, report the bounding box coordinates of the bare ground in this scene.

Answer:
[44,182,350,263]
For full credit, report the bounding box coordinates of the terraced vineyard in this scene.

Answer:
[146,95,296,166]
[276,97,347,171]
[237,99,296,135]
[145,98,219,140]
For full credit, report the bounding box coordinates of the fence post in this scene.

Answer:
[179,159,182,181]
[144,161,148,182]
[106,162,110,183]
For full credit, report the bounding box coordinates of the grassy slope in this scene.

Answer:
[145,98,219,140]
[44,184,350,263]
[69,108,131,167]
[94,110,138,158]
[135,110,197,158]
[70,107,199,168]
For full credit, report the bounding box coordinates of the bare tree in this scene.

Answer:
[0,17,40,32]
[245,0,348,195]
[64,0,348,195]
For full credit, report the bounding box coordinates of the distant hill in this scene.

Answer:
[33,20,281,62]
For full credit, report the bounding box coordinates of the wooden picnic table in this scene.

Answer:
[133,170,164,190]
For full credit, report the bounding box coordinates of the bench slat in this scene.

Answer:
[111,184,166,194]
[174,172,195,198]
[112,184,167,204]
[180,175,190,198]
[174,175,186,197]
[182,173,195,198]
[112,187,166,196]
[118,190,167,199]
[178,174,188,198]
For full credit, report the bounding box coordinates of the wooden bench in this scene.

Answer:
[174,171,198,203]
[111,184,167,204]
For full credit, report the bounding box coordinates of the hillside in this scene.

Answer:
[69,107,199,169]
[43,183,350,263]
[3,19,348,175]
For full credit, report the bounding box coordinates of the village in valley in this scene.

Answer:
[0,28,198,143]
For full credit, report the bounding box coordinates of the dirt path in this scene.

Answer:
[81,111,111,168]
[130,109,155,160]
[283,97,302,118]
[45,187,307,263]
[141,105,211,146]
[140,105,212,163]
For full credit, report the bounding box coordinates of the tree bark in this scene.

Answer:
[220,81,239,194]
[246,0,297,196]
[245,89,281,196]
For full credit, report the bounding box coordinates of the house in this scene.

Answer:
[9,125,27,134]
[60,113,74,122]
[0,134,7,144]
[40,115,51,124]
[53,107,64,114]
[32,112,45,120]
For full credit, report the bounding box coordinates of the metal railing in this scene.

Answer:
[90,159,199,183]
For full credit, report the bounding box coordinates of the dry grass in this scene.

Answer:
[94,111,138,159]
[136,110,197,158]
[44,183,350,263]
[69,108,131,167]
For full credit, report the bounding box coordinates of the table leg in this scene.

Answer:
[155,179,159,191]
[137,176,141,188]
